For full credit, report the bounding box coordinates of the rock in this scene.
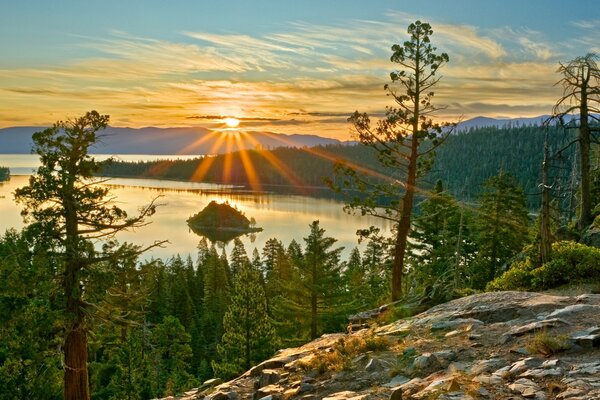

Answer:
[433,349,457,365]
[297,382,315,394]
[546,304,597,319]
[422,376,461,392]
[468,358,507,375]
[472,374,503,385]
[365,357,383,372]
[505,318,570,337]
[431,318,484,331]
[508,358,542,376]
[259,369,280,388]
[206,391,237,400]
[412,353,441,374]
[438,393,475,400]
[384,375,410,388]
[571,326,600,348]
[323,391,366,400]
[511,347,530,356]
[201,378,223,389]
[569,361,600,375]
[520,367,564,378]
[508,378,542,398]
[389,386,402,400]
[248,357,292,377]
[255,384,284,399]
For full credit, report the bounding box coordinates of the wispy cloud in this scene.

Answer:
[0,11,593,137]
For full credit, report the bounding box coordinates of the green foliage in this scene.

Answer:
[488,241,600,291]
[187,201,262,243]
[0,167,9,182]
[471,171,530,288]
[212,246,278,379]
[99,124,577,212]
[408,180,475,302]
[187,201,252,230]
[0,230,62,400]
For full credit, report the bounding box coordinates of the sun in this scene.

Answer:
[224,117,240,128]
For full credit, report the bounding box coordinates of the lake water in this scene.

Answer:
[0,155,390,261]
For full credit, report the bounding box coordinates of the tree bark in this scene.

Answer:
[64,319,89,400]
[578,70,592,228]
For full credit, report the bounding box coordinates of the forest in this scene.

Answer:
[99,124,578,210]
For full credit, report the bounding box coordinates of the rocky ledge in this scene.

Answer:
[164,291,600,400]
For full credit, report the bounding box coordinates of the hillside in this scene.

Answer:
[0,126,341,155]
[167,291,600,400]
[99,124,577,209]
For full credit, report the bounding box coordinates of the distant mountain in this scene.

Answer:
[455,114,587,132]
[0,126,341,155]
[0,114,588,155]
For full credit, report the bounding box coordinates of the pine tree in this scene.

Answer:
[472,172,530,288]
[202,245,230,362]
[148,316,196,396]
[409,180,474,299]
[13,111,163,400]
[229,238,250,284]
[332,21,453,301]
[281,221,346,339]
[212,259,278,379]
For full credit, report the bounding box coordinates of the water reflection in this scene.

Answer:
[0,176,390,260]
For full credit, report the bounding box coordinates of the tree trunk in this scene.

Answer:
[539,139,552,264]
[64,319,89,400]
[578,65,593,229]
[578,126,592,229]
[391,47,421,302]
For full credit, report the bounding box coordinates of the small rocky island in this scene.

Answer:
[0,167,10,182]
[187,201,263,243]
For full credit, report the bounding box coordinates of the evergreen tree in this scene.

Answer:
[282,221,346,339]
[549,53,600,229]
[229,238,250,284]
[148,316,196,397]
[471,172,530,288]
[202,245,230,362]
[409,180,474,299]
[212,260,278,379]
[332,21,453,301]
[14,111,162,400]
[0,230,62,399]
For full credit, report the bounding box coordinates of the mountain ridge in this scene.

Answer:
[0,114,579,155]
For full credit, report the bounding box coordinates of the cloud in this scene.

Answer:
[0,12,591,136]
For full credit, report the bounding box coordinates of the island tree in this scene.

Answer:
[15,111,163,400]
[549,53,600,229]
[332,21,452,301]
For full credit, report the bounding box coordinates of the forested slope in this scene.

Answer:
[100,125,576,209]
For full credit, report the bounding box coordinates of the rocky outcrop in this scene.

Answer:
[162,291,600,400]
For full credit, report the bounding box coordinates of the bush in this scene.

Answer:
[488,241,600,291]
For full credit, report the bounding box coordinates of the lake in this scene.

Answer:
[0,155,390,261]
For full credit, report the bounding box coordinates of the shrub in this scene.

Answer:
[525,330,570,356]
[488,241,600,291]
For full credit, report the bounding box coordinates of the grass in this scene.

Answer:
[299,334,390,374]
[525,330,570,356]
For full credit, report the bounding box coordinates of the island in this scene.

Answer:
[0,167,9,182]
[187,201,263,243]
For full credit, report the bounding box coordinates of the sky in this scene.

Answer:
[1,0,599,139]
